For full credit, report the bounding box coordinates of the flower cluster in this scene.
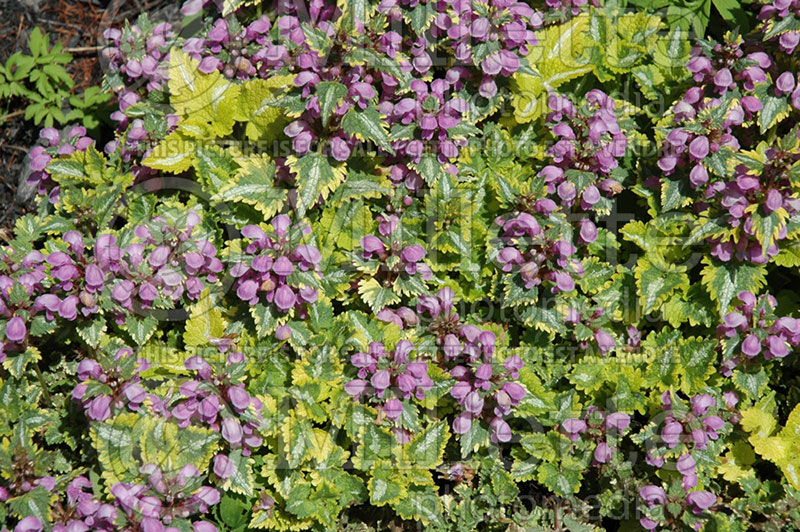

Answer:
[102,19,174,92]
[111,464,220,531]
[541,90,627,213]
[563,306,617,355]
[27,125,95,200]
[758,0,800,54]
[101,211,223,313]
[718,291,800,374]
[358,215,433,283]
[683,37,771,97]
[416,287,527,442]
[231,216,322,315]
[345,340,432,442]
[383,79,471,174]
[51,476,117,532]
[449,354,525,442]
[72,348,151,421]
[172,352,265,457]
[493,210,583,293]
[560,408,631,465]
[639,484,717,531]
[654,392,727,489]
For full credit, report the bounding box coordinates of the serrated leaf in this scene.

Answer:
[124,315,158,346]
[219,450,255,496]
[184,288,226,347]
[341,106,393,153]
[401,421,449,469]
[358,277,400,314]
[77,318,107,348]
[213,155,287,218]
[368,464,407,505]
[288,152,346,216]
[700,257,767,314]
[392,484,444,526]
[316,81,347,127]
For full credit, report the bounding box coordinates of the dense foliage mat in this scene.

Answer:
[3,0,800,530]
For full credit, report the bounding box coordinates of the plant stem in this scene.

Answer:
[62,45,104,55]
[0,109,26,122]
[34,363,52,406]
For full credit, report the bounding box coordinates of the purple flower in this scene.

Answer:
[345,379,368,397]
[453,412,472,434]
[688,136,709,160]
[766,335,789,358]
[691,394,715,416]
[274,285,296,312]
[554,271,574,293]
[87,395,111,421]
[594,442,613,463]
[713,68,733,91]
[640,517,659,530]
[742,334,761,357]
[687,490,716,511]
[228,385,251,411]
[383,398,403,420]
[5,316,26,343]
[400,245,426,264]
[605,412,630,431]
[661,421,682,447]
[562,418,586,441]
[15,517,43,532]
[370,370,391,390]
[502,382,526,402]
[640,485,667,506]
[776,71,796,94]
[213,454,235,479]
[85,264,105,291]
[490,417,512,442]
[676,453,696,475]
[594,330,615,354]
[272,256,294,277]
[221,418,243,444]
[464,391,485,414]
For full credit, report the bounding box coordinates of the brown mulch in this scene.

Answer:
[0,0,175,237]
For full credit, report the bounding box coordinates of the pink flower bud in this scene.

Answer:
[5,316,26,343]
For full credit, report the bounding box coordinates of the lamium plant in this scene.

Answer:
[2,0,800,531]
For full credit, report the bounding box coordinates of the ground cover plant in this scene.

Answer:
[2,0,800,530]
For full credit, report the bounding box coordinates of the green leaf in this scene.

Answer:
[341,106,393,153]
[213,155,286,219]
[288,152,346,217]
[184,288,226,347]
[250,303,281,338]
[219,450,255,497]
[316,81,348,127]
[404,2,435,34]
[7,487,54,525]
[538,462,582,497]
[402,421,449,468]
[77,318,107,349]
[123,316,158,346]
[358,278,400,314]
[634,257,689,315]
[92,412,144,486]
[3,347,41,378]
[392,484,444,526]
[700,257,767,315]
[679,337,717,394]
[368,463,407,505]
[414,153,441,186]
[756,83,790,134]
